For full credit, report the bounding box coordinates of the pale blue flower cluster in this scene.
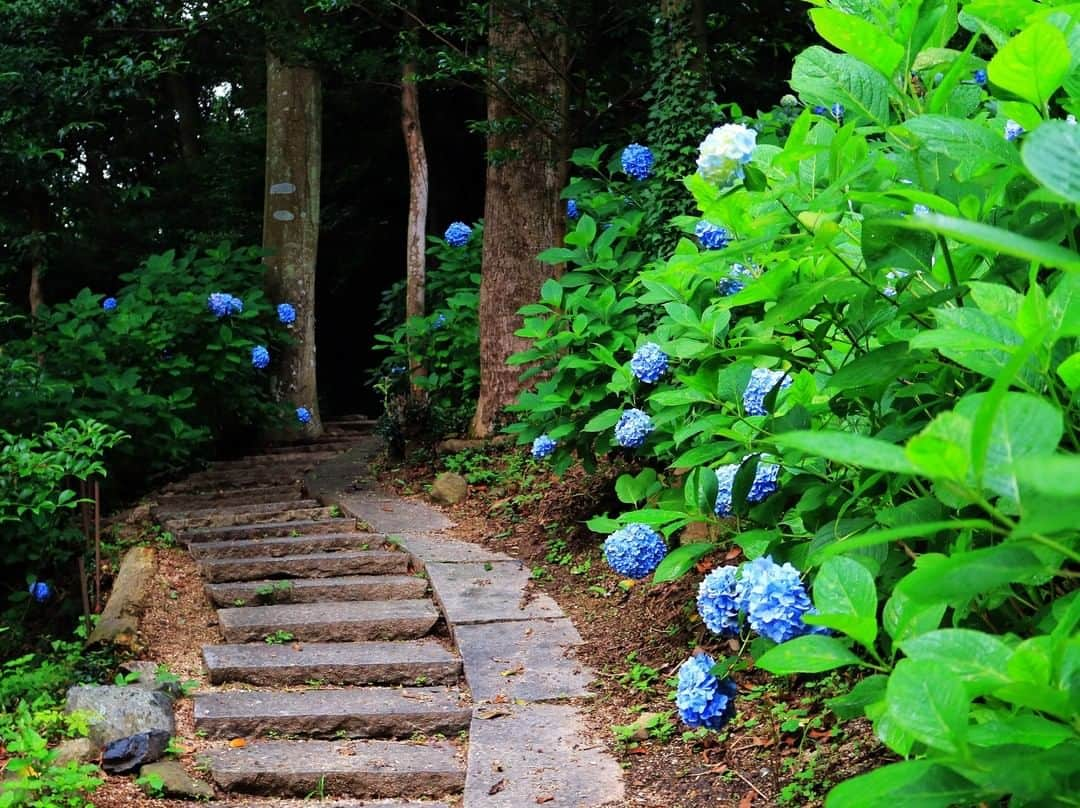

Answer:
[717,263,754,296]
[566,199,580,219]
[29,581,51,602]
[444,222,472,246]
[296,407,312,424]
[277,303,297,324]
[694,221,730,250]
[602,523,667,579]
[697,566,741,636]
[102,297,118,311]
[432,313,447,330]
[738,556,821,643]
[531,434,557,460]
[714,457,780,516]
[912,204,930,216]
[743,367,792,416]
[630,343,669,383]
[883,269,909,298]
[614,408,654,448]
[208,292,243,318]
[251,345,270,369]
[1005,120,1024,141]
[697,123,757,186]
[675,653,738,730]
[621,143,655,180]
[831,103,845,120]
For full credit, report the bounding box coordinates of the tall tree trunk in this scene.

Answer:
[262,50,323,436]
[166,72,201,162]
[28,193,47,317]
[470,1,567,437]
[401,46,428,388]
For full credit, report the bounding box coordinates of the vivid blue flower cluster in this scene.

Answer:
[1005,119,1024,141]
[444,221,472,247]
[738,556,822,643]
[602,523,667,579]
[630,343,668,384]
[697,566,741,636]
[208,292,243,318]
[717,263,754,296]
[431,313,447,330]
[621,143,655,180]
[812,105,827,115]
[973,68,988,86]
[614,408,654,448]
[742,367,792,416]
[251,345,270,369]
[566,199,580,220]
[531,434,557,460]
[675,653,738,730]
[102,297,118,311]
[277,303,297,325]
[694,221,730,250]
[714,457,780,516]
[296,407,312,424]
[28,581,50,603]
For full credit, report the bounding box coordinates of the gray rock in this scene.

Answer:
[66,685,175,747]
[88,546,155,647]
[101,729,172,774]
[120,661,182,699]
[424,562,564,629]
[199,550,407,583]
[52,738,97,766]
[139,760,215,799]
[429,473,468,506]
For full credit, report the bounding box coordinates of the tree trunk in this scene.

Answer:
[262,50,323,437]
[401,55,428,386]
[470,1,566,438]
[166,72,201,162]
[28,193,47,317]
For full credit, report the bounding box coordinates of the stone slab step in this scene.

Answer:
[164,470,306,493]
[262,442,364,455]
[183,519,360,544]
[153,485,303,512]
[217,600,439,642]
[209,802,449,808]
[210,451,340,469]
[203,739,463,798]
[200,551,408,583]
[157,499,320,521]
[194,687,471,739]
[203,640,461,687]
[166,506,333,532]
[191,533,384,561]
[206,575,428,607]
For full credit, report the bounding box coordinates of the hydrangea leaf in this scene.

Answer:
[882,591,947,645]
[809,9,905,78]
[899,629,1013,698]
[1021,121,1080,204]
[811,557,878,649]
[791,46,893,126]
[895,544,1048,606]
[755,634,865,674]
[773,430,915,474]
[886,659,969,755]
[987,21,1071,109]
[652,542,715,584]
[897,115,1021,179]
[825,760,978,808]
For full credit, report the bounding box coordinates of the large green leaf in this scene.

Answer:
[827,343,920,392]
[1022,121,1080,203]
[652,542,715,583]
[809,9,905,78]
[899,629,1013,697]
[791,46,892,126]
[773,431,915,474]
[896,544,1049,605]
[811,556,878,649]
[987,21,1072,109]
[862,218,935,274]
[755,634,865,674]
[899,115,1021,178]
[825,760,977,808]
[886,659,969,754]
[967,713,1075,749]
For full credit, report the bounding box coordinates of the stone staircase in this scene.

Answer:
[155,417,463,806]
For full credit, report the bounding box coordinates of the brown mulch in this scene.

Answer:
[377,445,889,808]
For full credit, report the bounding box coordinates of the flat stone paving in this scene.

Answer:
[395,534,514,565]
[183,518,360,543]
[217,599,439,643]
[199,550,408,583]
[190,533,383,560]
[423,561,564,629]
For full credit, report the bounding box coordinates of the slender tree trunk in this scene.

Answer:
[262,50,323,436]
[401,51,428,388]
[28,194,46,317]
[470,1,567,437]
[166,72,201,162]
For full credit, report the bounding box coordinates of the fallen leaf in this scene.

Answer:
[228,738,246,748]
[738,790,754,808]
[475,707,512,720]
[488,778,505,795]
[536,795,554,803]
[500,665,525,677]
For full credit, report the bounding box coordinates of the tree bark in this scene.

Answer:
[166,72,201,162]
[28,193,47,317]
[470,1,566,437]
[262,49,323,436]
[401,55,428,387]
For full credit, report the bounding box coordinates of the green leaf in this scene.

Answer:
[1022,121,1080,203]
[755,634,865,674]
[809,9,906,78]
[826,674,887,721]
[825,760,978,808]
[899,629,1013,697]
[899,115,1021,178]
[863,218,935,275]
[652,543,716,584]
[886,659,969,754]
[810,520,994,564]
[791,46,892,127]
[1014,453,1080,497]
[684,467,719,517]
[812,557,878,649]
[882,591,946,644]
[582,409,621,433]
[773,430,915,474]
[827,343,918,392]
[968,713,1075,749]
[897,544,1048,605]
[988,22,1072,109]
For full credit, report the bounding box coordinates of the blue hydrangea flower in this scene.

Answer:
[630,343,669,384]
[912,204,930,216]
[694,221,731,250]
[208,292,233,318]
[614,408,654,448]
[227,295,243,315]
[717,263,754,296]
[714,457,781,516]
[621,143,655,180]
[102,297,118,311]
[697,124,757,186]
[973,69,987,86]
[251,345,270,369]
[531,434,557,460]
[431,313,447,330]
[390,365,406,376]
[697,566,741,636]
[1005,120,1024,141]
[831,103,845,121]
[743,368,792,416]
[296,407,312,424]
[444,222,472,247]
[28,581,50,603]
[566,199,580,220]
[737,555,817,644]
[602,523,667,579]
[675,653,738,730]
[277,303,297,325]
[812,105,827,115]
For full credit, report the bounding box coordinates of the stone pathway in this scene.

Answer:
[153,417,623,807]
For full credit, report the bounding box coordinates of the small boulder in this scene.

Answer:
[101,730,172,775]
[138,760,214,799]
[53,738,98,766]
[120,661,183,699]
[429,472,468,505]
[88,546,156,648]
[66,685,175,748]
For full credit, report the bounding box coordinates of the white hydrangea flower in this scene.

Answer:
[697,124,758,186]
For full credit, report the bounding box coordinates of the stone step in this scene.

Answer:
[194,687,471,739]
[217,600,439,643]
[202,739,463,798]
[158,499,320,521]
[200,551,408,583]
[209,801,449,808]
[203,640,461,686]
[183,519,360,545]
[164,470,306,493]
[210,451,340,469]
[205,575,428,607]
[166,506,333,532]
[191,533,383,561]
[262,442,364,455]
[153,485,303,512]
